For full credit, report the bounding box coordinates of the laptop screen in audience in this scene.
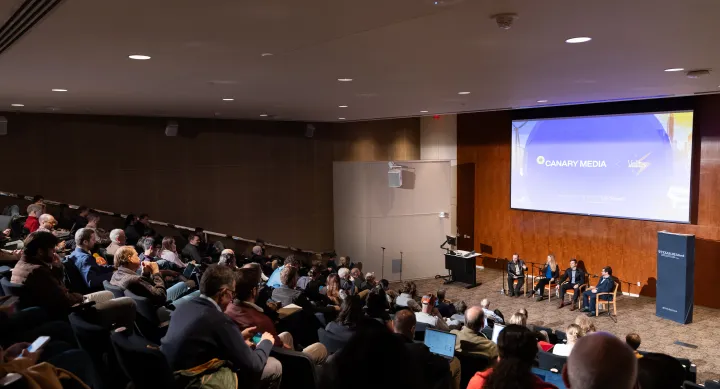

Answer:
[424,329,456,359]
[491,324,505,344]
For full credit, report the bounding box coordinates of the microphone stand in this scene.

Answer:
[527,261,536,297]
[499,257,506,295]
[381,247,386,280]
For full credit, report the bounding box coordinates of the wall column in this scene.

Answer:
[420,114,458,235]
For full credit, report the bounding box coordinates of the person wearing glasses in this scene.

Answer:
[161,265,282,388]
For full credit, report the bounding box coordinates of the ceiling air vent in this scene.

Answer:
[0,0,65,56]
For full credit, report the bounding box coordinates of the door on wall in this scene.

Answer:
[456,163,475,252]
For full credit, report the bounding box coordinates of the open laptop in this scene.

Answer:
[491,323,505,344]
[423,328,457,360]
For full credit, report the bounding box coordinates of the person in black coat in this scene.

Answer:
[529,254,561,301]
[556,258,586,310]
[506,254,527,297]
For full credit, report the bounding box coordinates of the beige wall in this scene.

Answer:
[333,160,452,281]
[0,113,420,251]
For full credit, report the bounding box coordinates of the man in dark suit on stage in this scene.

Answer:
[506,253,527,297]
[557,258,586,310]
[580,266,615,317]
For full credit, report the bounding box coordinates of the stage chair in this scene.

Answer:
[595,281,619,317]
[561,280,589,309]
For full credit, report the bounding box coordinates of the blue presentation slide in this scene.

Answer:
[511,111,693,223]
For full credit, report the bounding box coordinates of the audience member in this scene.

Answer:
[415,295,450,331]
[325,295,364,342]
[106,228,125,256]
[365,286,392,329]
[395,281,419,310]
[626,333,642,358]
[450,300,467,324]
[123,214,141,246]
[11,232,83,317]
[160,236,186,268]
[137,213,155,237]
[86,213,110,246]
[467,325,553,389]
[267,255,300,288]
[297,265,317,291]
[393,309,457,389]
[24,204,43,233]
[562,332,638,389]
[70,206,90,232]
[480,298,504,327]
[69,228,113,290]
[451,306,498,359]
[338,267,354,295]
[271,266,337,314]
[436,289,456,318]
[181,233,204,263]
[31,195,44,205]
[161,265,281,388]
[218,249,238,270]
[552,324,583,357]
[574,315,597,334]
[379,278,396,305]
[508,312,527,327]
[226,268,327,365]
[337,256,350,270]
[36,214,57,233]
[325,273,344,305]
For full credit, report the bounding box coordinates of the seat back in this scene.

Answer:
[554,330,567,344]
[0,277,28,308]
[704,380,720,389]
[414,322,429,341]
[538,351,567,373]
[457,352,491,389]
[103,280,126,299]
[480,326,493,339]
[69,311,128,389]
[317,328,348,354]
[62,257,91,294]
[270,347,317,389]
[123,289,159,324]
[110,328,176,389]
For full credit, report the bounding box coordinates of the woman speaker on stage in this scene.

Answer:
[529,254,559,301]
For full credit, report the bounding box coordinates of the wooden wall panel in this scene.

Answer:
[459,95,720,308]
[0,113,419,252]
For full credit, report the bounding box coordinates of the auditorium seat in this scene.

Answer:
[123,289,168,343]
[69,311,129,389]
[414,321,429,341]
[457,351,491,389]
[0,277,29,309]
[705,379,720,389]
[683,381,704,389]
[317,328,347,354]
[270,347,318,389]
[103,280,125,299]
[554,330,567,344]
[537,351,567,373]
[110,328,177,389]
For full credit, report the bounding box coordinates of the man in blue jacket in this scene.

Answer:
[70,228,113,291]
[580,266,615,317]
[161,265,281,388]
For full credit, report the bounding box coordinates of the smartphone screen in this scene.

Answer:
[251,333,262,344]
[27,336,50,353]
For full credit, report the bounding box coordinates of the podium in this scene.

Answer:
[656,231,695,324]
[444,251,481,288]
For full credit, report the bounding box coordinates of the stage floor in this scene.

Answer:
[391,268,719,383]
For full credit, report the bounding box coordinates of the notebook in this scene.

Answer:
[491,323,505,344]
[424,329,457,360]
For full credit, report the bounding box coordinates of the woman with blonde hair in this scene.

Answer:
[160,236,186,268]
[574,314,597,334]
[529,254,560,301]
[507,312,527,327]
[325,273,343,305]
[552,323,584,356]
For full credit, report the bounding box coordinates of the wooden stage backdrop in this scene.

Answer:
[457,94,720,308]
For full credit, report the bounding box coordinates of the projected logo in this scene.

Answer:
[536,156,545,165]
[628,152,651,175]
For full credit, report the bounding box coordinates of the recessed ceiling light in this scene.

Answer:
[565,37,592,44]
[338,105,348,108]
[261,53,273,57]
[338,117,346,120]
[11,104,24,107]
[52,89,67,92]
[537,99,548,103]
[260,114,268,117]
[420,110,429,113]
[338,78,353,82]
[458,91,471,95]
[222,98,234,101]
[664,68,685,72]
[128,54,151,60]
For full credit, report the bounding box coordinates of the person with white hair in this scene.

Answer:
[218,249,238,270]
[360,272,376,291]
[338,267,354,295]
[106,228,126,256]
[563,332,638,389]
[480,298,505,327]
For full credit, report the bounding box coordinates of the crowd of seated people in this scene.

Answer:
[1,198,713,389]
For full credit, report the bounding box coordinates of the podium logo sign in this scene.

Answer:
[658,250,685,259]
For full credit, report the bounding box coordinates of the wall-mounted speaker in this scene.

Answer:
[305,124,315,138]
[165,121,178,137]
[0,117,6,136]
[388,170,402,188]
